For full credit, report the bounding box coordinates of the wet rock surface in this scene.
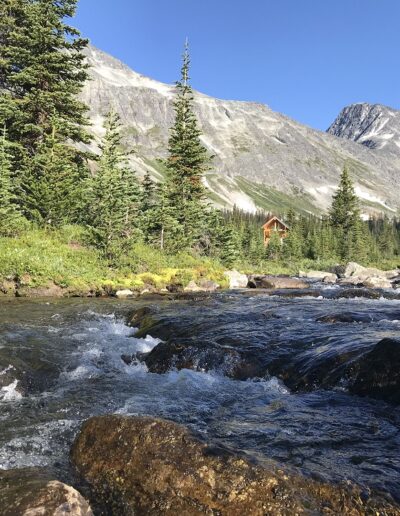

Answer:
[128,294,400,403]
[0,344,62,398]
[71,415,399,516]
[350,338,400,404]
[0,468,93,516]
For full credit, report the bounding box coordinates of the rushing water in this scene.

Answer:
[0,289,399,500]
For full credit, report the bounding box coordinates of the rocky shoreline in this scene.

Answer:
[0,262,399,299]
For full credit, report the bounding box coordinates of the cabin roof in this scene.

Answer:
[262,216,289,230]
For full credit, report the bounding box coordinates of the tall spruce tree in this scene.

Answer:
[163,41,211,251]
[88,110,141,260]
[329,166,360,228]
[329,166,361,259]
[0,127,26,235]
[0,0,91,221]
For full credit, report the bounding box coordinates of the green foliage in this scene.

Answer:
[0,226,228,291]
[266,229,282,261]
[160,41,211,252]
[87,110,141,260]
[0,0,91,223]
[0,127,28,235]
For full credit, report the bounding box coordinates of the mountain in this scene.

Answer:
[327,103,400,157]
[80,46,399,215]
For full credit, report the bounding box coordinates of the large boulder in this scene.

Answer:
[71,415,399,515]
[350,338,400,404]
[248,276,309,289]
[341,262,399,288]
[0,468,92,516]
[223,270,248,289]
[16,282,65,298]
[362,276,392,289]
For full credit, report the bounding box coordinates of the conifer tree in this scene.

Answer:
[22,115,86,225]
[218,224,240,267]
[88,110,141,260]
[329,166,360,229]
[0,127,26,235]
[266,230,282,261]
[163,41,211,251]
[0,0,91,220]
[329,166,361,259]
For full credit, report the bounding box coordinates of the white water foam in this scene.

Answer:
[59,312,161,382]
[0,380,23,401]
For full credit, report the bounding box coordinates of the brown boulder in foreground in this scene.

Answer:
[0,468,93,516]
[71,415,399,515]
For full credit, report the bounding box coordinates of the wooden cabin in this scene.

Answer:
[262,216,289,246]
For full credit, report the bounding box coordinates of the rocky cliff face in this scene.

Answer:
[327,103,400,154]
[80,46,399,215]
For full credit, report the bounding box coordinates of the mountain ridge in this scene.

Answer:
[80,45,399,215]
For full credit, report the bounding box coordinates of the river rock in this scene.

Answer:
[166,283,184,293]
[16,282,65,298]
[300,270,337,282]
[71,415,399,515]
[350,338,400,404]
[184,279,220,292]
[341,262,399,288]
[115,289,135,298]
[362,276,393,289]
[317,312,373,324]
[0,468,93,516]
[142,340,262,380]
[249,276,309,289]
[0,279,16,296]
[224,270,248,289]
[333,288,381,300]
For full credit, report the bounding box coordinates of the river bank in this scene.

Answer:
[1,227,399,299]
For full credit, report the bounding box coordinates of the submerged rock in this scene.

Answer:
[333,288,381,300]
[0,348,62,397]
[142,340,262,380]
[350,338,400,404]
[317,312,374,324]
[71,415,399,515]
[0,468,92,516]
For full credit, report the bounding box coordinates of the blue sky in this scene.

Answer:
[74,0,400,130]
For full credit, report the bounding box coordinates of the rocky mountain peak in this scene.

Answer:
[327,102,400,152]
